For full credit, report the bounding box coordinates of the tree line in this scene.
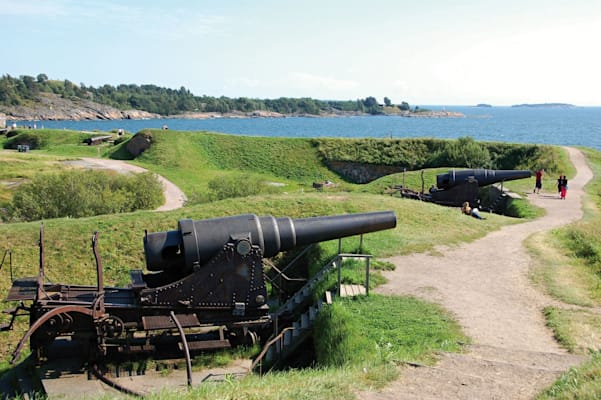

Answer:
[0,74,412,116]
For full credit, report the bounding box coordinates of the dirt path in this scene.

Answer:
[72,158,187,211]
[358,147,593,400]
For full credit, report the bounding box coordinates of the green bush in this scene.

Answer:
[430,137,491,168]
[206,174,279,201]
[10,170,164,221]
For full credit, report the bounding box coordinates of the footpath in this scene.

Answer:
[359,147,594,399]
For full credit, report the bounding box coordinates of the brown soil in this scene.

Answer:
[357,147,594,399]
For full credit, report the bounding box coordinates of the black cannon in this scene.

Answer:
[430,169,532,207]
[4,211,397,366]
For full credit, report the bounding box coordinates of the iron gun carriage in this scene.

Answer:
[3,211,396,366]
[424,169,532,207]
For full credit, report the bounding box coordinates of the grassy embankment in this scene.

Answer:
[0,128,571,398]
[529,147,601,400]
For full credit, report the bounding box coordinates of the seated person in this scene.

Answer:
[461,201,485,220]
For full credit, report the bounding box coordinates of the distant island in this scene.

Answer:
[511,103,575,108]
[476,104,492,108]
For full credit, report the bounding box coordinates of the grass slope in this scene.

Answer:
[118,129,340,199]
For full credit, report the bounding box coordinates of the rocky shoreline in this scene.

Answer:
[0,92,464,121]
[0,93,158,121]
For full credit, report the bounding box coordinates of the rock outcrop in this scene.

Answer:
[0,93,159,121]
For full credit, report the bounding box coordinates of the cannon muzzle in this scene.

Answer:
[144,211,397,274]
[436,169,532,190]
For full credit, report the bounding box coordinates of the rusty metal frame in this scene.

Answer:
[170,311,193,387]
[91,231,105,315]
[11,305,94,364]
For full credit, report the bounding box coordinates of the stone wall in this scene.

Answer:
[326,161,405,184]
[126,132,153,157]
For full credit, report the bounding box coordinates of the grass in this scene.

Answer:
[536,352,601,400]
[544,307,601,354]
[0,129,585,398]
[142,366,381,400]
[122,129,339,200]
[315,295,468,367]
[526,146,601,397]
[0,152,74,202]
[528,231,598,307]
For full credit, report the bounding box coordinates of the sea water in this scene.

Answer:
[12,106,601,151]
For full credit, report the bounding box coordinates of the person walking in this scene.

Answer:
[557,175,563,198]
[534,168,544,193]
[560,175,568,199]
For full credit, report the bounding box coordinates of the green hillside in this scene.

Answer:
[122,129,340,199]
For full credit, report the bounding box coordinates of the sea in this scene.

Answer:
[12,106,601,151]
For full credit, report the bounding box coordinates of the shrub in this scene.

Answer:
[206,174,278,201]
[11,170,164,221]
[438,137,492,168]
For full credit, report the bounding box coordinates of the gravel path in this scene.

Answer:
[358,147,593,400]
[70,158,187,211]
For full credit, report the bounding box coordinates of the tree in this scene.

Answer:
[0,75,22,105]
[384,97,391,107]
[398,101,410,111]
[36,73,48,83]
[443,137,491,168]
[363,96,378,108]
[362,96,382,115]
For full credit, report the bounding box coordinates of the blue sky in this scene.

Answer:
[2,0,600,106]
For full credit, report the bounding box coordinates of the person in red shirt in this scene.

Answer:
[534,168,544,194]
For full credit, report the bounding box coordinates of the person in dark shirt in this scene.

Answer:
[558,175,568,199]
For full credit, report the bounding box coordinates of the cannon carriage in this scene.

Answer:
[2,211,397,368]
[399,169,532,208]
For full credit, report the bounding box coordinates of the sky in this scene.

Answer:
[2,0,600,106]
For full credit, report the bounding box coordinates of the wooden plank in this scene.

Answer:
[142,314,200,330]
[340,284,366,297]
[185,340,231,350]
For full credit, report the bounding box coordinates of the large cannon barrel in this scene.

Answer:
[436,169,532,190]
[144,211,397,273]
